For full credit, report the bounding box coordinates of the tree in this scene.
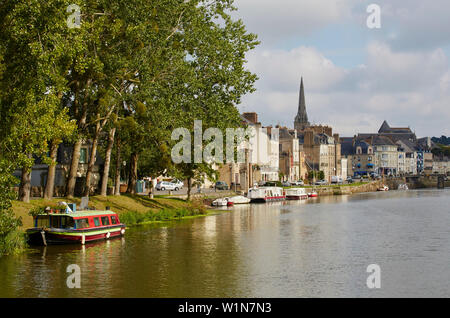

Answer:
[0,1,77,202]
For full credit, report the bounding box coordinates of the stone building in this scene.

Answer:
[279,127,300,182]
[293,78,342,182]
[13,141,104,197]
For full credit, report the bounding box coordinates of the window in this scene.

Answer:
[93,217,101,227]
[111,215,118,225]
[79,148,87,164]
[76,218,90,229]
[61,217,74,229]
[101,216,110,226]
[50,215,61,228]
[36,216,50,228]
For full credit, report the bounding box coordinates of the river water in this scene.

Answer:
[1,189,449,298]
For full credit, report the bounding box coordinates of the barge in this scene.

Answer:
[248,186,285,203]
[285,188,308,200]
[27,209,125,246]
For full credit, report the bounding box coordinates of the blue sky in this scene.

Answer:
[232,0,450,137]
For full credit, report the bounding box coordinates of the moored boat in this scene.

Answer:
[212,197,230,207]
[307,191,318,198]
[248,186,285,203]
[26,210,125,246]
[285,188,308,200]
[228,195,251,205]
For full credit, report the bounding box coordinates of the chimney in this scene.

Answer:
[242,112,258,124]
[333,133,339,143]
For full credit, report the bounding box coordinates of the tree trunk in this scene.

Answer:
[100,127,116,196]
[126,152,138,194]
[44,140,59,199]
[65,139,82,198]
[19,164,31,203]
[187,177,192,201]
[66,79,89,198]
[83,118,102,197]
[114,138,121,195]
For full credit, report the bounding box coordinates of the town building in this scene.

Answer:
[279,127,300,182]
[293,78,343,182]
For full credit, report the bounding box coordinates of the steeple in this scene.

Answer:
[294,77,310,131]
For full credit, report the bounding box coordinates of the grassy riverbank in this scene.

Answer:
[12,195,209,229]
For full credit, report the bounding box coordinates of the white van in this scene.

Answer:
[331,176,343,184]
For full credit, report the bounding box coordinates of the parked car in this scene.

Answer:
[346,177,354,183]
[314,180,328,186]
[156,181,180,191]
[331,176,343,184]
[281,181,291,187]
[291,180,304,186]
[215,181,229,190]
[170,179,184,189]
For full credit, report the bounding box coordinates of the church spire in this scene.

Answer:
[294,77,310,131]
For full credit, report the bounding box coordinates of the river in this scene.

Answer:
[1,189,449,298]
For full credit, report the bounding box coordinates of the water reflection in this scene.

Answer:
[0,189,449,297]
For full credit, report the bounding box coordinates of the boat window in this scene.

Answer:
[76,218,90,229]
[93,217,101,227]
[110,215,118,225]
[61,216,75,229]
[50,215,61,228]
[36,216,50,228]
[101,216,110,226]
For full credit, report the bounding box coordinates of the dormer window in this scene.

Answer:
[356,146,362,155]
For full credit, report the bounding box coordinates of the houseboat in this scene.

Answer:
[285,188,308,200]
[26,209,126,246]
[248,186,285,203]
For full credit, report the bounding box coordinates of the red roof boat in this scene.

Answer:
[26,209,126,246]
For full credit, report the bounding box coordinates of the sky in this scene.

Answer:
[232,0,450,137]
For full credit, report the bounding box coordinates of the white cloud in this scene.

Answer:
[240,42,450,137]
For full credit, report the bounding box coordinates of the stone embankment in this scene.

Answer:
[312,181,383,196]
[385,175,450,190]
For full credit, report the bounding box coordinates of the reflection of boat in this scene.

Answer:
[228,195,251,204]
[26,210,125,246]
[248,186,285,203]
[377,185,389,191]
[286,188,308,200]
[307,191,318,198]
[398,184,409,190]
[212,197,230,207]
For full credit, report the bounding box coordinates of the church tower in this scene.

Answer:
[294,77,310,131]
